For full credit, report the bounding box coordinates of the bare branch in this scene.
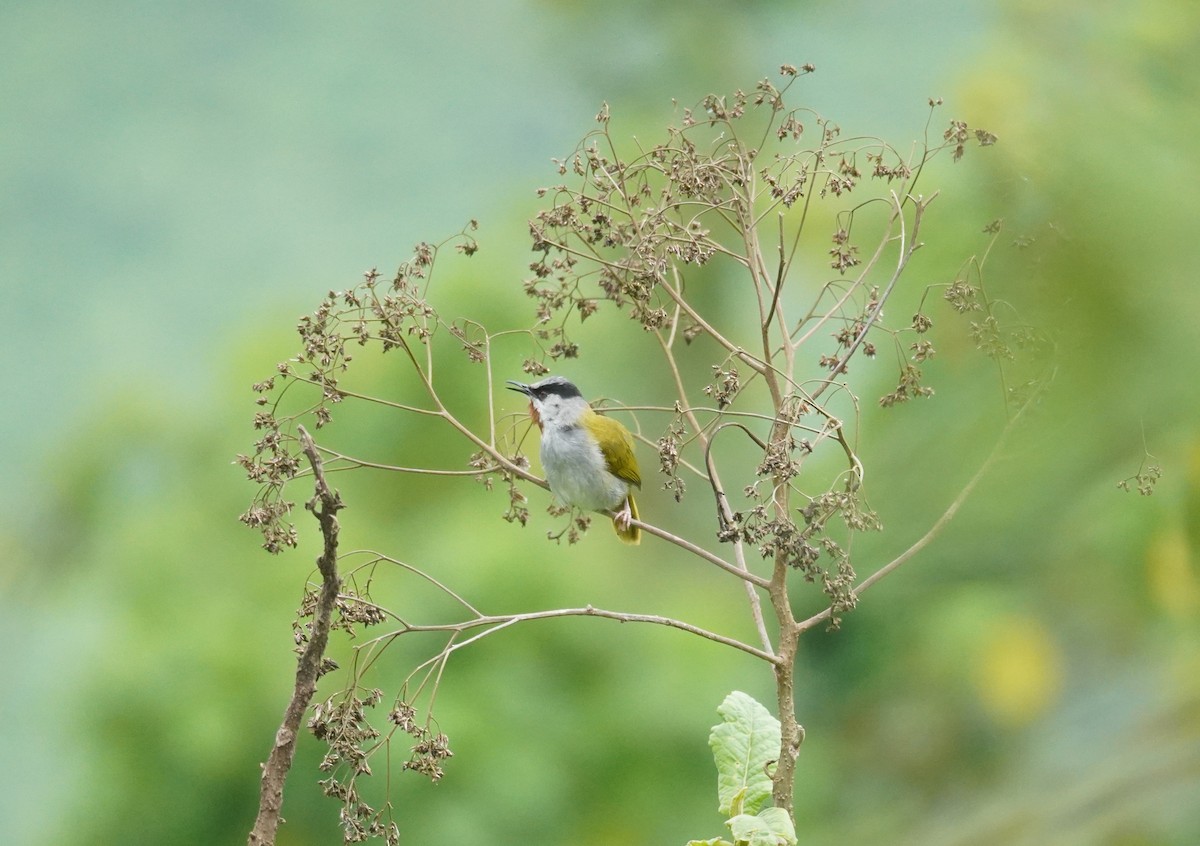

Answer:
[383,604,780,666]
[811,190,937,402]
[627,518,771,589]
[317,446,501,478]
[249,425,343,846]
[796,389,1038,634]
[655,328,774,655]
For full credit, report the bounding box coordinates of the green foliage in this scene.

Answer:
[709,691,780,817]
[693,692,796,846]
[726,809,796,846]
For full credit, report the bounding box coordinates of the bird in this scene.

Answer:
[506,376,642,544]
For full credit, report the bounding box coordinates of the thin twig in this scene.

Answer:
[378,605,780,667]
[655,328,774,655]
[248,426,343,846]
[628,516,772,589]
[316,446,499,477]
[340,550,484,617]
[810,191,936,403]
[796,391,1036,633]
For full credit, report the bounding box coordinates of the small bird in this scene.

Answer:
[507,376,642,544]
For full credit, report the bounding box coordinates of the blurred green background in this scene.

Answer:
[3,1,1198,844]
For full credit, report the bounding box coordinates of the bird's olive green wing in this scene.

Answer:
[587,413,642,489]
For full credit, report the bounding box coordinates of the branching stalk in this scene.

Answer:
[238,73,1012,841]
[248,426,342,846]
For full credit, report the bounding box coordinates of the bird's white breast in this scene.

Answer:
[540,423,628,512]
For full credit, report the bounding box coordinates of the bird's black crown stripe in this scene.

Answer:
[531,377,583,400]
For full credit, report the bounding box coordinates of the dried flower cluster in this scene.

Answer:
[1118,462,1162,496]
[239,66,1049,842]
[517,67,1012,635]
[308,682,453,843]
[309,687,448,845]
[236,224,503,555]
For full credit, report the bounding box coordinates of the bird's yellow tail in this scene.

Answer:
[613,493,641,545]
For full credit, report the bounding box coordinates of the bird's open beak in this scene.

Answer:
[507,380,541,428]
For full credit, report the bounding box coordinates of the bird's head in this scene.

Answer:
[506,376,588,430]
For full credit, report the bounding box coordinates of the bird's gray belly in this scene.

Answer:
[541,428,627,512]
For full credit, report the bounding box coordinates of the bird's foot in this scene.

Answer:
[614,500,633,531]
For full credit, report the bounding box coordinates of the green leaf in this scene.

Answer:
[727,807,797,846]
[709,691,781,817]
[686,839,734,846]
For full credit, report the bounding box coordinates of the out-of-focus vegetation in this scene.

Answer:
[2,1,1198,845]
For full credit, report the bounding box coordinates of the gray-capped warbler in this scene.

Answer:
[507,376,642,544]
